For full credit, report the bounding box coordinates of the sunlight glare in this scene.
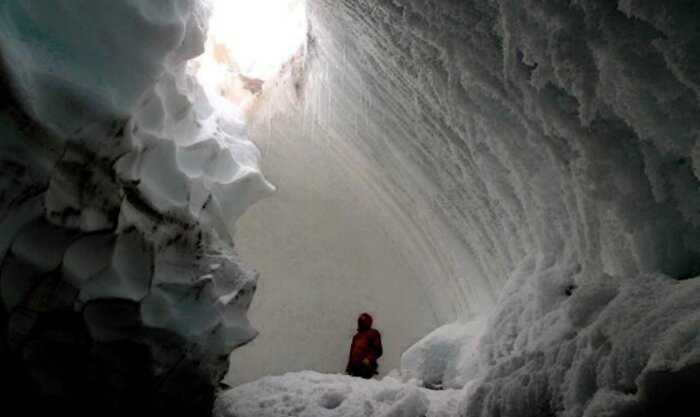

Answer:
[192,0,306,110]
[209,0,306,80]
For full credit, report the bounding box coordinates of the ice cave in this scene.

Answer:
[0,0,699,416]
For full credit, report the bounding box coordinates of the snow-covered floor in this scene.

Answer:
[216,371,461,417]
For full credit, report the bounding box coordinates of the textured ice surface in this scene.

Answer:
[399,262,700,416]
[0,0,272,369]
[2,0,700,415]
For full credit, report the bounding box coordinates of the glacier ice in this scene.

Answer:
[1,0,700,415]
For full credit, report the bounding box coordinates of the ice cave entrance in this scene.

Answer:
[194,0,307,108]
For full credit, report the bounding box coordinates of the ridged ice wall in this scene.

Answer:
[303,0,700,320]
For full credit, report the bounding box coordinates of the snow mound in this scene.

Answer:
[215,371,462,417]
[401,318,485,390]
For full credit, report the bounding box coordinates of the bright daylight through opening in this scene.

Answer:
[193,0,307,108]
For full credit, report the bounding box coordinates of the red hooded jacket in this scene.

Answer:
[346,313,383,378]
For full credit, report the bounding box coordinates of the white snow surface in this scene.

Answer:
[401,318,485,390]
[215,371,462,417]
[398,259,700,417]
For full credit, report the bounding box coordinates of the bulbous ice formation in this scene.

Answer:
[0,0,273,414]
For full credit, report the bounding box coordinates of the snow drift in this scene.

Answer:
[303,0,700,318]
[219,269,699,417]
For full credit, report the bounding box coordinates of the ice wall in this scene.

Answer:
[305,0,700,321]
[0,0,272,414]
[290,0,700,415]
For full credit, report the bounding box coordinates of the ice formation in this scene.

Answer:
[1,0,699,416]
[0,0,272,414]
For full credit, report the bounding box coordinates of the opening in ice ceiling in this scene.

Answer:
[192,0,307,107]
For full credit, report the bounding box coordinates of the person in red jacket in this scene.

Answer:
[346,313,383,379]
